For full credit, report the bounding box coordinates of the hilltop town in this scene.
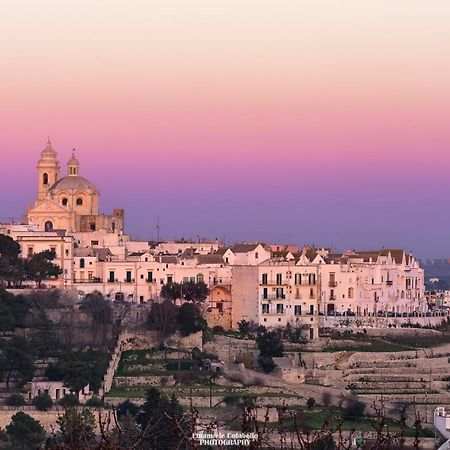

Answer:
[0,141,449,449]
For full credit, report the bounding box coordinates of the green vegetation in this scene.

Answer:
[0,336,35,388]
[256,326,283,373]
[3,411,46,449]
[324,338,412,353]
[31,393,53,411]
[5,394,26,406]
[160,280,209,303]
[285,406,434,437]
[45,349,108,393]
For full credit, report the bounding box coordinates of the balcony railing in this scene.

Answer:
[329,281,338,287]
[261,294,286,300]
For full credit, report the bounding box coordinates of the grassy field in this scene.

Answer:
[324,339,411,353]
[285,407,434,437]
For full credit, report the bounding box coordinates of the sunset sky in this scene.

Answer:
[1,1,450,257]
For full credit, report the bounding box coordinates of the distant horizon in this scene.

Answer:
[1,1,450,259]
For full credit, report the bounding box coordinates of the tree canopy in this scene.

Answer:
[25,250,62,286]
[181,280,209,303]
[0,289,29,333]
[4,411,46,450]
[0,336,35,388]
[45,349,108,393]
[147,300,178,338]
[0,234,23,287]
[160,281,210,303]
[177,303,207,337]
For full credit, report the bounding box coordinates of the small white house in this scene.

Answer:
[30,380,92,404]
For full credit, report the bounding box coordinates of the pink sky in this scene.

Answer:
[1,1,450,257]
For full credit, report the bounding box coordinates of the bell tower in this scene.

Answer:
[67,149,80,176]
[37,138,60,202]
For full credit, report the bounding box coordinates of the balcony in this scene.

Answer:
[262,310,285,315]
[73,278,102,284]
[261,294,286,300]
[386,280,393,286]
[328,281,338,287]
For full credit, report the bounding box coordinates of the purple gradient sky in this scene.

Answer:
[1,1,450,258]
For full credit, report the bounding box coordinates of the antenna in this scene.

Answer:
[156,215,160,242]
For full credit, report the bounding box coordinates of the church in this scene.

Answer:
[26,139,124,234]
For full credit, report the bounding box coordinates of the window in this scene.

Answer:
[167,276,173,284]
[147,271,153,282]
[80,258,85,269]
[276,303,284,314]
[28,247,33,258]
[262,304,269,314]
[76,198,83,206]
[348,287,354,299]
[294,273,301,285]
[43,173,48,185]
[91,240,99,246]
[261,273,268,284]
[115,292,124,301]
[50,247,56,255]
[109,271,115,283]
[62,198,68,206]
[126,271,132,283]
[89,222,96,231]
[183,277,189,283]
[88,272,93,281]
[309,274,316,285]
[309,305,314,315]
[255,252,259,259]
[276,288,284,299]
[276,273,282,285]
[262,287,268,299]
[196,273,204,283]
[295,305,301,316]
[44,221,53,232]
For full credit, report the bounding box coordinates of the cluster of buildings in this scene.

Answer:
[0,141,428,338]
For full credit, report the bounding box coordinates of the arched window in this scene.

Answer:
[115,292,124,302]
[43,173,49,185]
[44,221,53,232]
[62,198,68,206]
[196,273,204,283]
[80,258,85,269]
[76,198,83,206]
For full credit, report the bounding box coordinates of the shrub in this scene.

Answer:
[252,376,265,386]
[5,394,26,406]
[257,354,276,373]
[117,399,139,419]
[85,396,104,407]
[343,397,365,421]
[223,395,243,407]
[227,372,244,383]
[32,393,53,411]
[59,393,79,407]
[165,360,197,371]
[306,397,316,409]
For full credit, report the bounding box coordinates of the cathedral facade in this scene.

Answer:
[26,140,124,233]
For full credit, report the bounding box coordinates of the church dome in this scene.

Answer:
[49,175,98,193]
